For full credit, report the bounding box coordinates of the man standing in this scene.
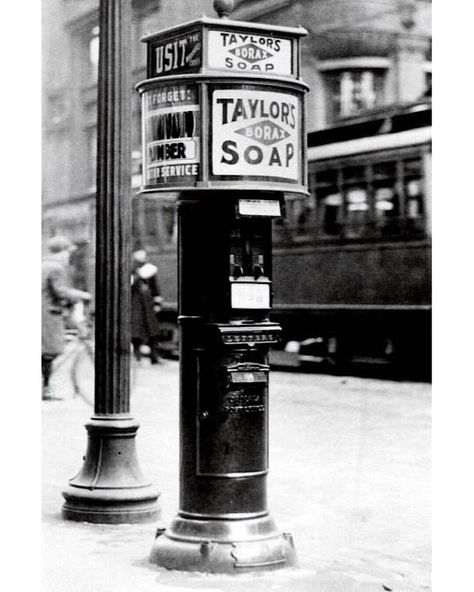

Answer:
[42,236,91,399]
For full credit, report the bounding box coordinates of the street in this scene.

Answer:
[42,360,431,592]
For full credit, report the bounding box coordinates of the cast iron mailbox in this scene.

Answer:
[137,1,307,574]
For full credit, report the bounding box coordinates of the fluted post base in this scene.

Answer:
[62,416,160,523]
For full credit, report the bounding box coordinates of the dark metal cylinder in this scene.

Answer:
[149,194,295,570]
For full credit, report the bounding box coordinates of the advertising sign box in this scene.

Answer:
[142,17,306,79]
[138,77,307,193]
[138,16,308,195]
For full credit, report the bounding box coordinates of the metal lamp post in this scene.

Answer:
[62,0,160,523]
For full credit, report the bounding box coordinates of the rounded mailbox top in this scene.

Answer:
[214,0,234,19]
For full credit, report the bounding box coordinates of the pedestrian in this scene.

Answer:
[131,248,163,364]
[42,235,91,400]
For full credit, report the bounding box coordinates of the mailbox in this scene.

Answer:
[140,2,306,574]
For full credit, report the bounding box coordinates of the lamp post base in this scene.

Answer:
[62,416,160,524]
[149,513,296,573]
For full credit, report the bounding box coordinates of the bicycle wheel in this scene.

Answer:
[47,345,78,400]
[71,340,95,406]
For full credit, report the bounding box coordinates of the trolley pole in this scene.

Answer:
[62,0,160,523]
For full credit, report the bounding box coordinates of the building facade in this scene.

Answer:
[42,0,431,291]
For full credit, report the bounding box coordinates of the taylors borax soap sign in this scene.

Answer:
[212,88,301,183]
[142,83,200,188]
[208,30,293,75]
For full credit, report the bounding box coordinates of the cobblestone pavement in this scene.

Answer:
[42,359,431,592]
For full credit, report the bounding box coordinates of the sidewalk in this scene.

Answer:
[42,360,431,592]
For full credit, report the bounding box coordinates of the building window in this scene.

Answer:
[87,127,97,190]
[324,69,385,122]
[131,150,142,189]
[89,25,100,81]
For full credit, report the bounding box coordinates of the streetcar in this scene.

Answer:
[133,99,432,379]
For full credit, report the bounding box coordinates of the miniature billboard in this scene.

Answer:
[145,17,305,80]
[138,16,308,195]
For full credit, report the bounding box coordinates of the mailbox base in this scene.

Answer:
[62,416,161,524]
[149,513,296,573]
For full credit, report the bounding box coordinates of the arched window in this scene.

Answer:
[325,69,385,121]
[319,58,388,123]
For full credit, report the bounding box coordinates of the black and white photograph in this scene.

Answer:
[6,0,453,590]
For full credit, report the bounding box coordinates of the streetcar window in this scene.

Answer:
[346,189,369,237]
[347,189,368,210]
[406,180,423,218]
[373,161,396,180]
[315,170,341,236]
[316,169,338,187]
[375,187,396,214]
[322,193,342,235]
[344,165,365,184]
[403,158,424,221]
[308,153,427,243]
[284,196,315,237]
[373,161,399,232]
[343,166,369,238]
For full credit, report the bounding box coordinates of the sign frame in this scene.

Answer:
[141,81,201,189]
[141,16,307,80]
[147,26,203,79]
[136,74,309,195]
[209,83,304,187]
[205,26,295,77]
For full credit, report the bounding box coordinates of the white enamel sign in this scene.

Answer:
[208,30,293,75]
[231,283,270,309]
[238,199,281,217]
[212,89,300,181]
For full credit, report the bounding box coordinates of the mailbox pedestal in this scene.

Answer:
[149,194,295,572]
[137,2,307,572]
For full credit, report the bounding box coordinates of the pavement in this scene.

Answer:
[42,359,431,592]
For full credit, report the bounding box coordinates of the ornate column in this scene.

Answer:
[62,0,160,523]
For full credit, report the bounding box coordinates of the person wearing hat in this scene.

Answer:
[42,235,91,399]
[131,248,163,365]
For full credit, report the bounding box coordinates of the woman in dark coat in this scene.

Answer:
[42,236,91,398]
[131,249,163,364]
